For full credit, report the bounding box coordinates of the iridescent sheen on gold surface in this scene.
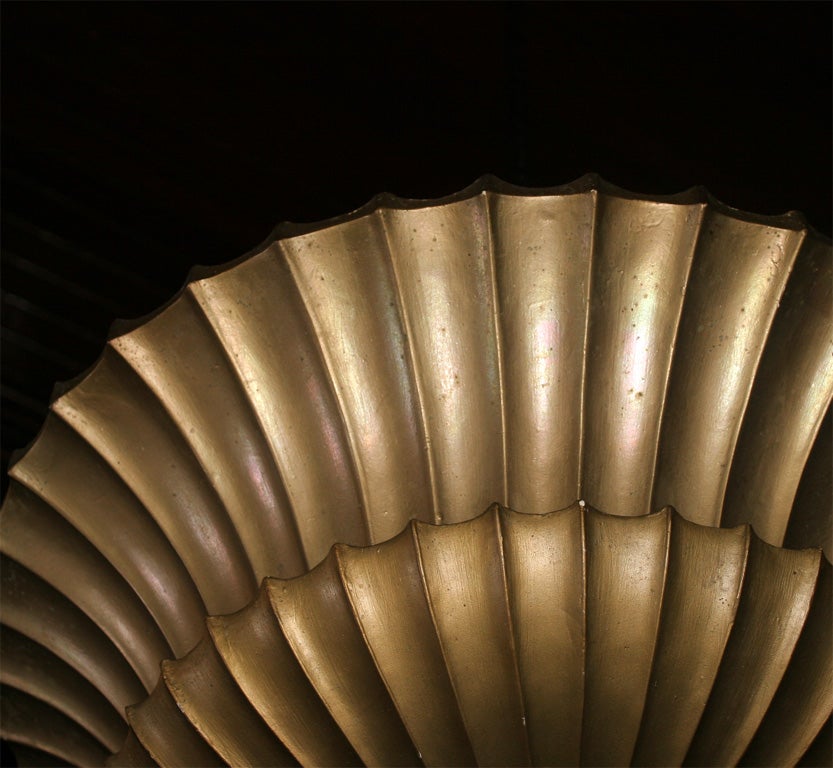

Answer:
[112,504,832,768]
[0,176,830,765]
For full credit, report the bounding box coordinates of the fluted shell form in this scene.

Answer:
[105,503,832,768]
[1,177,831,763]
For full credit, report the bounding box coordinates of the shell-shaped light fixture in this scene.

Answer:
[107,504,832,768]
[0,176,831,764]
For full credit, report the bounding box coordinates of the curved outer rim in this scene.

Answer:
[5,173,830,479]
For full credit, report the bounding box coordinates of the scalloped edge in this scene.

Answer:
[5,174,831,479]
[175,498,829,668]
[276,500,832,582]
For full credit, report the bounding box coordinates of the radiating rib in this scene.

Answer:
[161,634,298,767]
[190,247,365,569]
[416,508,530,766]
[112,287,303,584]
[580,507,670,767]
[282,214,434,543]
[339,523,475,767]
[683,534,821,766]
[0,627,126,753]
[491,192,594,513]
[53,347,256,616]
[0,482,171,692]
[8,414,205,657]
[499,503,585,766]
[127,677,224,768]
[484,194,509,506]
[738,557,833,766]
[0,685,109,767]
[785,405,833,558]
[269,553,420,766]
[382,197,504,522]
[379,209,442,525]
[722,234,833,544]
[653,208,806,525]
[631,515,749,766]
[1,557,145,719]
[208,589,362,767]
[582,196,703,517]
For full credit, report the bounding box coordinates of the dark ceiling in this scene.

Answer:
[1,2,832,765]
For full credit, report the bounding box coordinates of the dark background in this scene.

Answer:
[1,2,831,763]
